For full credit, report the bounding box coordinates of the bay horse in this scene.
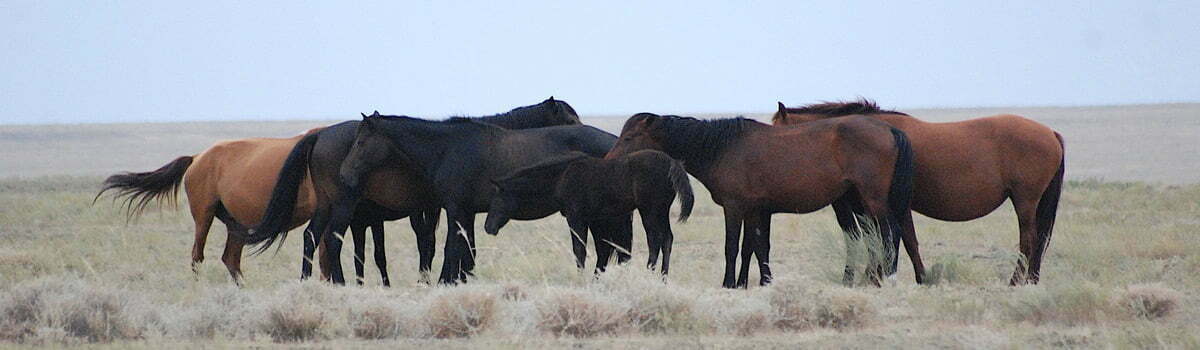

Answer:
[325,114,626,285]
[94,128,406,285]
[606,113,916,288]
[484,150,694,275]
[774,100,1064,284]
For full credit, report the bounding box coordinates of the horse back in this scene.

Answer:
[187,135,317,227]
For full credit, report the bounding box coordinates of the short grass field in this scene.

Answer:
[1,104,1198,348]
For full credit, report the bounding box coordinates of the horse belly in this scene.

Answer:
[362,167,434,211]
[910,166,1007,221]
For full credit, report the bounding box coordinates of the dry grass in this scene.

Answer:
[2,112,1200,347]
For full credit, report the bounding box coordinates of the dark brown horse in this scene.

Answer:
[606,113,916,288]
[484,150,694,275]
[774,100,1064,284]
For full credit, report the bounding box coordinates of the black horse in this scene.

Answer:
[485,150,694,275]
[246,97,582,285]
[331,113,629,284]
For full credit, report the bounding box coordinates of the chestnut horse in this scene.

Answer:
[95,128,410,285]
[774,100,1064,285]
[607,113,916,288]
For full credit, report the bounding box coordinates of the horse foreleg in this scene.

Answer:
[437,208,471,285]
[371,221,390,287]
[754,211,773,285]
[721,207,744,289]
[737,213,760,288]
[640,210,663,272]
[411,209,438,284]
[350,222,367,285]
[302,206,330,280]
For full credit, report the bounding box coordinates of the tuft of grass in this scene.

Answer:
[1115,283,1182,320]
[0,277,148,343]
[627,288,706,334]
[769,281,876,331]
[926,254,987,285]
[1003,283,1116,326]
[536,289,627,337]
[426,288,498,338]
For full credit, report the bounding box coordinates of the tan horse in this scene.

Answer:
[96,129,323,285]
[773,100,1065,284]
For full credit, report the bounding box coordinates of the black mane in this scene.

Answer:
[471,100,579,129]
[785,99,908,117]
[650,114,760,170]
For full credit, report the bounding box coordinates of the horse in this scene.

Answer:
[246,97,583,285]
[94,128,405,285]
[606,113,916,288]
[485,150,694,275]
[774,100,1064,285]
[319,113,628,285]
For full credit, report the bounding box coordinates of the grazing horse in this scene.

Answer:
[774,100,1065,284]
[336,114,626,284]
[248,97,583,285]
[485,150,694,275]
[94,128,401,285]
[606,113,916,288]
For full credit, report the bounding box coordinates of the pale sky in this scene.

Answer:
[2,1,1197,124]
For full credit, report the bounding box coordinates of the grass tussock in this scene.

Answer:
[770,281,876,331]
[1115,283,1183,320]
[1003,283,1115,325]
[426,288,498,338]
[536,289,628,337]
[258,282,339,342]
[0,277,148,343]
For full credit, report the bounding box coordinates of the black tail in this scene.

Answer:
[1030,133,1065,281]
[245,132,320,254]
[95,156,194,221]
[886,128,916,267]
[668,160,694,223]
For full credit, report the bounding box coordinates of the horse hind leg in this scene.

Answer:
[371,221,390,287]
[832,197,862,286]
[736,212,760,288]
[1009,195,1041,285]
[217,212,247,286]
[753,211,773,286]
[189,202,217,277]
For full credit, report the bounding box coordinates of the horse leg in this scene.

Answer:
[322,195,360,285]
[736,212,760,288]
[189,204,216,277]
[1009,196,1041,285]
[350,222,367,285]
[592,225,615,275]
[411,209,438,284]
[611,214,633,265]
[437,207,471,285]
[721,206,744,289]
[221,227,246,286]
[640,210,663,272]
[567,216,590,271]
[302,206,330,280]
[895,209,925,284]
[832,198,861,286]
[754,212,773,286]
[371,221,390,287]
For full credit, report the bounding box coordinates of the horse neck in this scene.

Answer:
[658,118,760,175]
[475,105,563,129]
[379,120,496,174]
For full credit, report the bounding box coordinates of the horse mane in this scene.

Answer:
[496,152,591,193]
[470,100,578,128]
[653,114,759,169]
[774,99,908,123]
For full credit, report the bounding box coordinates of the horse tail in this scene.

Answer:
[1031,132,1065,280]
[886,128,916,262]
[245,132,320,254]
[668,160,694,223]
[94,156,194,221]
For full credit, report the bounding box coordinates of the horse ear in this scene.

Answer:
[548,96,555,101]
[361,112,369,119]
[371,110,381,117]
[777,102,786,112]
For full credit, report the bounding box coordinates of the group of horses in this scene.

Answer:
[97,97,1065,288]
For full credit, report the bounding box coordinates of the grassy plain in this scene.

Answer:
[1,104,1198,348]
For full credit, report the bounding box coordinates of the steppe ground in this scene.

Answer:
[1,104,1198,348]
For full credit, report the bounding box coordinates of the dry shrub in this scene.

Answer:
[728,309,768,336]
[1004,283,1114,325]
[501,283,528,302]
[170,285,253,339]
[258,282,339,342]
[0,277,147,343]
[1116,283,1182,320]
[426,289,498,338]
[537,290,627,337]
[351,307,400,339]
[926,255,985,285]
[627,288,705,334]
[770,282,876,331]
